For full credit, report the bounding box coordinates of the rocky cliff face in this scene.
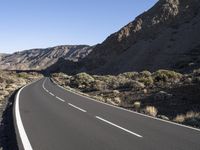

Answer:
[84,0,200,74]
[49,0,200,74]
[0,45,93,70]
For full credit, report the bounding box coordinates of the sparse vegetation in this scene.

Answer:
[0,71,43,104]
[52,68,200,128]
[0,71,43,115]
[144,106,158,117]
[138,76,154,86]
[152,69,182,82]
[0,71,43,150]
[70,72,95,91]
[173,112,200,127]
[133,101,141,110]
[17,72,29,79]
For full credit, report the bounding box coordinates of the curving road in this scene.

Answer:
[14,78,200,150]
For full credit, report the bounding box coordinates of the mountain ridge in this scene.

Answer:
[47,0,200,75]
[1,0,200,75]
[0,45,93,70]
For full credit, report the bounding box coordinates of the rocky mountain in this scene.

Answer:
[0,45,93,70]
[0,53,8,61]
[0,53,7,56]
[48,0,200,74]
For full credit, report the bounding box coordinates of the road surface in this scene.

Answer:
[14,78,200,150]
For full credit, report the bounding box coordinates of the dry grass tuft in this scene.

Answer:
[144,106,158,117]
[133,101,141,109]
[173,111,200,123]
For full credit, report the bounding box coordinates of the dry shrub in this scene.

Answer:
[119,72,139,80]
[173,111,200,124]
[91,80,107,91]
[139,71,152,77]
[144,106,158,117]
[173,115,185,123]
[133,101,141,109]
[94,75,119,89]
[70,72,94,88]
[138,77,154,86]
[153,70,182,82]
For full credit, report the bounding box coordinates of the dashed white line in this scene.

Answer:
[43,79,65,103]
[95,116,143,138]
[68,103,87,112]
[52,78,200,132]
[56,96,65,102]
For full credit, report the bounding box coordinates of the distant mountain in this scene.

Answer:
[0,53,8,61]
[0,45,93,70]
[48,0,200,74]
[0,53,8,56]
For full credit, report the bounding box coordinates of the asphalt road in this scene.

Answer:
[14,78,200,150]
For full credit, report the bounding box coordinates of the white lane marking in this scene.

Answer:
[15,79,42,150]
[95,116,142,138]
[68,103,87,112]
[42,78,47,90]
[51,78,200,132]
[43,79,66,103]
[56,96,65,102]
[49,92,54,96]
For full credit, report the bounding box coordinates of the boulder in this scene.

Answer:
[158,115,169,120]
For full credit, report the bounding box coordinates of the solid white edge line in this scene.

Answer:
[15,86,33,150]
[49,92,54,96]
[96,116,142,138]
[68,103,87,112]
[51,78,200,132]
[15,78,42,150]
[56,96,65,102]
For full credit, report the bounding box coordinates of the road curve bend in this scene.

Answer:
[13,78,200,150]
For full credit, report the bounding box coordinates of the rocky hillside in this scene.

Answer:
[0,45,93,70]
[48,0,200,74]
[0,54,8,61]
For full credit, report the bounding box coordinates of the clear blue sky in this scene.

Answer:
[0,0,157,53]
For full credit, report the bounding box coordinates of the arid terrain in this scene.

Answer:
[0,0,200,149]
[52,68,200,128]
[0,71,43,107]
[0,71,43,149]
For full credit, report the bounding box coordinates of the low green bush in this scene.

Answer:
[139,71,151,77]
[90,80,107,91]
[119,72,139,80]
[153,70,182,82]
[138,76,154,86]
[70,72,95,89]
[17,73,28,79]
